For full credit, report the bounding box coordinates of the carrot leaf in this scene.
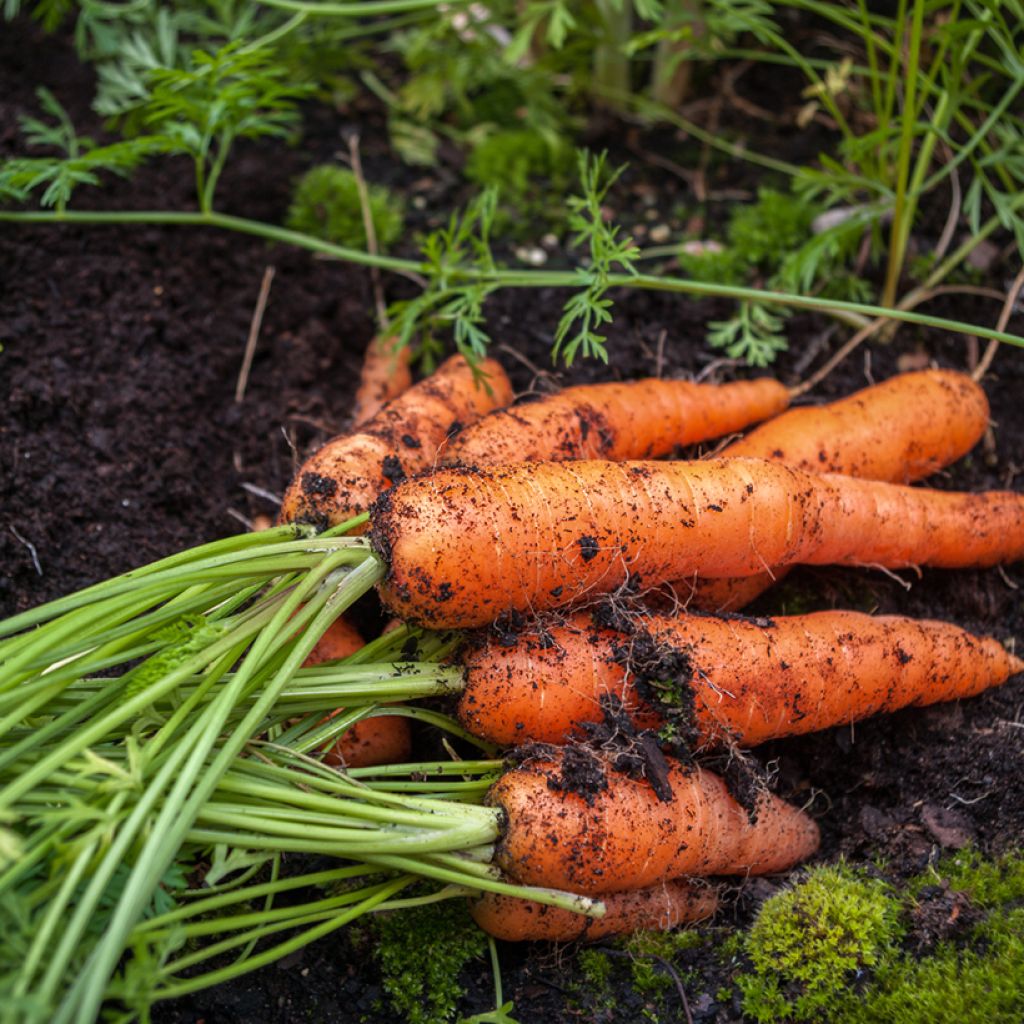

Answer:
[553,150,640,365]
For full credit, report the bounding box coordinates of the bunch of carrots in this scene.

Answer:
[2,337,1022,1020]
[269,339,1020,941]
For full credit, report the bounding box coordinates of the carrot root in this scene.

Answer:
[373,458,1024,628]
[488,750,820,893]
[457,610,1023,748]
[352,334,414,428]
[280,354,513,530]
[678,368,991,612]
[469,879,718,941]
[301,617,412,769]
[443,377,790,466]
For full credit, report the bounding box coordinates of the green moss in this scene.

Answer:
[577,948,614,990]
[466,130,571,197]
[464,129,573,237]
[726,188,817,268]
[622,928,706,960]
[846,911,1024,1024]
[675,246,747,287]
[373,901,487,1024]
[725,851,1024,1024]
[286,164,404,251]
[930,847,1024,907]
[738,865,902,1023]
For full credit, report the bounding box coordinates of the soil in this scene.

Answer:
[3,16,1023,1024]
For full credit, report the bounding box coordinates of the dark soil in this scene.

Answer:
[3,17,1023,1024]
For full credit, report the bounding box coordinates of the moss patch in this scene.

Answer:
[738,864,901,1022]
[728,850,1024,1024]
[286,164,405,251]
[373,900,487,1024]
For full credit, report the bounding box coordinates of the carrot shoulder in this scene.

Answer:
[372,458,1024,628]
[469,879,717,941]
[442,377,789,466]
[488,750,819,893]
[279,354,513,529]
[457,610,1024,747]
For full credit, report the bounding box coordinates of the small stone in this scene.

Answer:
[649,224,672,243]
[897,351,931,372]
[966,238,1000,272]
[921,803,975,849]
[514,246,547,266]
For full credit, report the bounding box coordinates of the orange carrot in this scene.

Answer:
[321,712,413,769]
[723,368,988,481]
[457,610,1024,748]
[351,335,413,427]
[372,458,1024,628]
[302,617,413,769]
[442,377,789,466]
[469,879,717,941]
[488,749,819,893]
[279,354,513,529]
[304,615,365,666]
[682,369,990,611]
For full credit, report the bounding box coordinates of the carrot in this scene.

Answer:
[682,369,990,611]
[441,376,790,466]
[723,368,988,482]
[351,335,413,427]
[304,615,365,665]
[302,617,413,769]
[279,354,513,529]
[457,610,1024,748]
[321,712,413,768]
[469,879,717,941]
[487,748,820,893]
[372,458,1024,628]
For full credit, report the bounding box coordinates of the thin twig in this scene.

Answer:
[794,284,1010,397]
[348,133,389,333]
[235,266,276,404]
[9,525,43,575]
[973,267,1024,383]
[241,482,283,506]
[933,143,961,266]
[598,947,694,1024]
[225,508,256,531]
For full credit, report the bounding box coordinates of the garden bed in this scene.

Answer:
[2,14,1023,1024]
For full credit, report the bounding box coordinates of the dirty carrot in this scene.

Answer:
[469,878,717,941]
[456,609,1024,748]
[442,376,789,466]
[371,458,1024,628]
[351,335,413,427]
[279,353,513,529]
[487,748,820,893]
[302,617,412,769]
[728,368,988,481]
[682,368,990,611]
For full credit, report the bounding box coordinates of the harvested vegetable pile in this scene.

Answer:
[1,352,1022,1023]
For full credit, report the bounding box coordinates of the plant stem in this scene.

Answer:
[2,209,1020,349]
[881,0,926,308]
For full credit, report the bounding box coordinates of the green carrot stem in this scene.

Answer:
[363,853,606,918]
[149,876,414,1000]
[137,864,382,931]
[2,211,1022,349]
[54,554,383,1022]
